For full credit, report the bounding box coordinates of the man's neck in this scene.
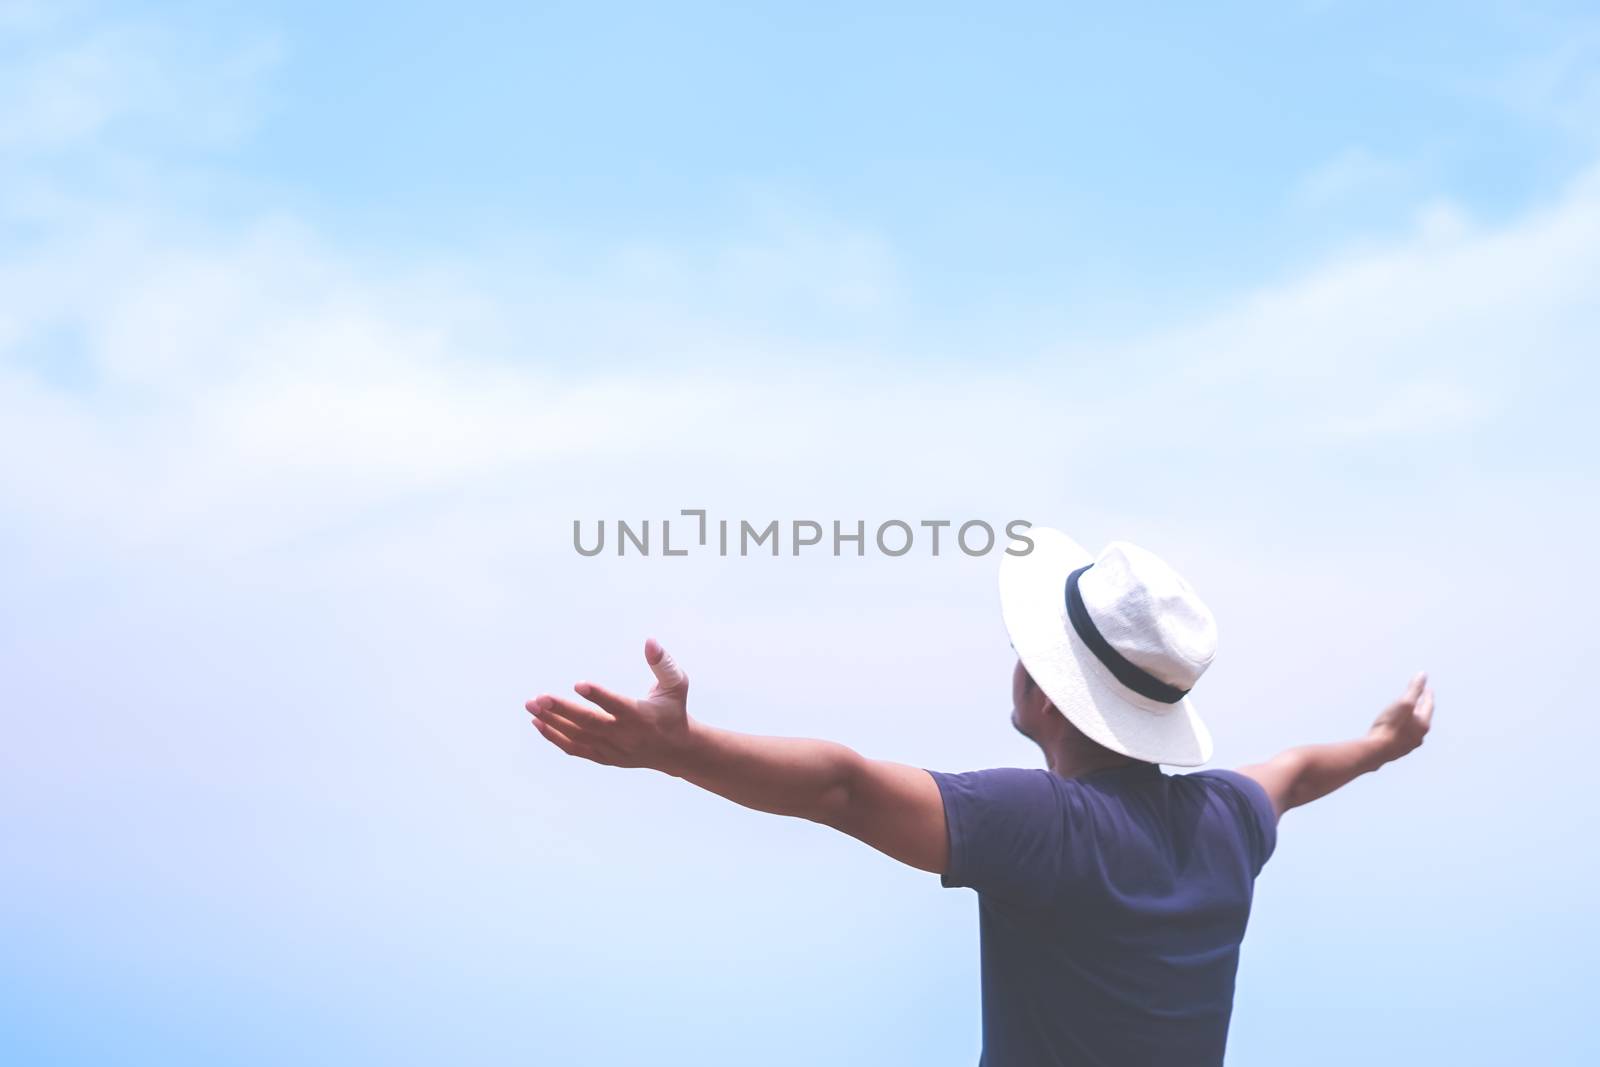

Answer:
[1044,742,1149,780]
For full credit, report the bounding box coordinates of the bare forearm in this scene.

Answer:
[1240,673,1435,817]
[527,640,949,873]
[660,718,859,824]
[1258,734,1391,813]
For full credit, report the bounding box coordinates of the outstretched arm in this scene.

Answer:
[525,639,949,873]
[1239,671,1435,818]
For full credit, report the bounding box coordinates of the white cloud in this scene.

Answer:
[5,159,1599,559]
[0,6,279,155]
[1493,22,1600,144]
[1313,378,1481,438]
[1290,146,1411,210]
[3,9,1594,573]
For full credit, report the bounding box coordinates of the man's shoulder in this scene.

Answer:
[1175,768,1280,868]
[1181,768,1272,805]
[928,765,1067,798]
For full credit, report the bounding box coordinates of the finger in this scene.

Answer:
[575,681,636,718]
[527,697,603,739]
[530,694,617,733]
[1417,687,1435,729]
[532,715,580,754]
[534,703,599,742]
[532,716,618,765]
[1403,671,1427,704]
[645,637,688,690]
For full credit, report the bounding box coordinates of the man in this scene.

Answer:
[526,528,1435,1065]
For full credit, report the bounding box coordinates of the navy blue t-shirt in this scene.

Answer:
[926,762,1278,1067]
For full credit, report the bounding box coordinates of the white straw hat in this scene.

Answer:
[999,528,1217,766]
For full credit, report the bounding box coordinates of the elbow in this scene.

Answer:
[812,746,865,830]
[1272,750,1313,813]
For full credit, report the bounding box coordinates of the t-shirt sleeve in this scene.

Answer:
[1195,768,1279,875]
[924,767,1071,906]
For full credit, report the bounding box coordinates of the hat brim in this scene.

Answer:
[999,527,1213,767]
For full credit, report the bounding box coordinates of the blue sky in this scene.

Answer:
[2,2,1598,1064]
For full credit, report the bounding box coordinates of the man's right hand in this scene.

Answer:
[526,637,695,772]
[523,639,949,874]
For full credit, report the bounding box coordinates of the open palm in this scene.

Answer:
[527,638,693,771]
